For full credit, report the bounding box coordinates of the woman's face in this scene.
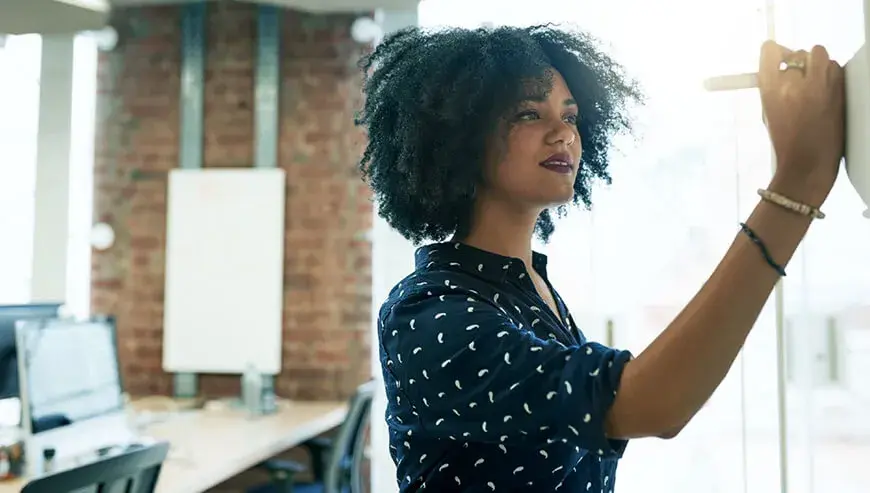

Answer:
[481,69,582,210]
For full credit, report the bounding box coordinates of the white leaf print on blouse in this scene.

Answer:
[383,281,633,487]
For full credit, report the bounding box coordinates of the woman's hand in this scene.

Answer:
[758,41,845,207]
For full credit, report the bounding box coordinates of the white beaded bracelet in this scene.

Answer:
[757,188,825,220]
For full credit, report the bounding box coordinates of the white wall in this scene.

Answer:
[66,34,98,318]
[29,33,97,317]
[368,15,418,493]
[30,35,75,303]
[370,214,414,493]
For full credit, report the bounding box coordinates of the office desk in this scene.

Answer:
[155,400,347,493]
[0,399,347,493]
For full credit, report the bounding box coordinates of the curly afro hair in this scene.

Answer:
[356,24,642,244]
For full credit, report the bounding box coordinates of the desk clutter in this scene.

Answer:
[0,303,360,493]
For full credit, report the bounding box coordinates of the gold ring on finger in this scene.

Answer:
[780,54,807,74]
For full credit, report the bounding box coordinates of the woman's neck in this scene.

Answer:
[453,196,541,268]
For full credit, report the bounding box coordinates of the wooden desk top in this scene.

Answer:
[0,399,348,493]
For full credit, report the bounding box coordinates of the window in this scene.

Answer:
[0,34,97,315]
[768,2,870,491]
[0,34,41,303]
[418,0,870,492]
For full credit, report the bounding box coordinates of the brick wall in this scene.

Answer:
[91,1,373,401]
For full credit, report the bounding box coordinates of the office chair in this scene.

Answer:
[31,414,72,433]
[0,327,19,400]
[250,380,376,493]
[21,441,170,493]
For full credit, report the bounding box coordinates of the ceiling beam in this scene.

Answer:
[110,0,418,13]
[1,0,109,34]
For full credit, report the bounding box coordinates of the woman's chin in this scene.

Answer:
[518,185,575,210]
[545,188,576,207]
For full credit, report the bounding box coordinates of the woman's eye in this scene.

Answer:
[516,110,539,121]
[515,110,577,124]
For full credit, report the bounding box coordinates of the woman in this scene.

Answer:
[356,25,844,492]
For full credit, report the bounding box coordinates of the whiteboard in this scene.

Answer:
[162,168,285,375]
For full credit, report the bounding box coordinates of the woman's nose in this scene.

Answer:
[547,120,577,146]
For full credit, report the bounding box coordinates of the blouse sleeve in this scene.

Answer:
[380,286,634,458]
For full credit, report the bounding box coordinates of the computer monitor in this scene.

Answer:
[16,317,124,436]
[0,303,63,400]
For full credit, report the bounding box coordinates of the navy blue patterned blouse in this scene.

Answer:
[378,242,634,492]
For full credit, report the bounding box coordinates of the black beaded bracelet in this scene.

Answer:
[739,222,786,277]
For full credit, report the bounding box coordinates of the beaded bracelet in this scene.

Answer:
[757,188,825,219]
[739,222,786,277]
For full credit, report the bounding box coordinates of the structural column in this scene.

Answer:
[30,35,76,303]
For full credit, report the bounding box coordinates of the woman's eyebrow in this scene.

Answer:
[520,95,578,107]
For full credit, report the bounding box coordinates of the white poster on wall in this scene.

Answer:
[163,168,285,375]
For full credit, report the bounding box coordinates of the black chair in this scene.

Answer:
[22,441,170,493]
[249,380,376,493]
[0,326,19,400]
[31,413,73,433]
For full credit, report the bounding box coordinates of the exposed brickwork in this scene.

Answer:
[91,1,372,401]
[276,7,373,401]
[203,0,255,170]
[92,4,181,397]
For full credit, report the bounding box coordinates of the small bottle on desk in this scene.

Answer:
[41,448,56,474]
[242,363,263,418]
[261,377,277,415]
